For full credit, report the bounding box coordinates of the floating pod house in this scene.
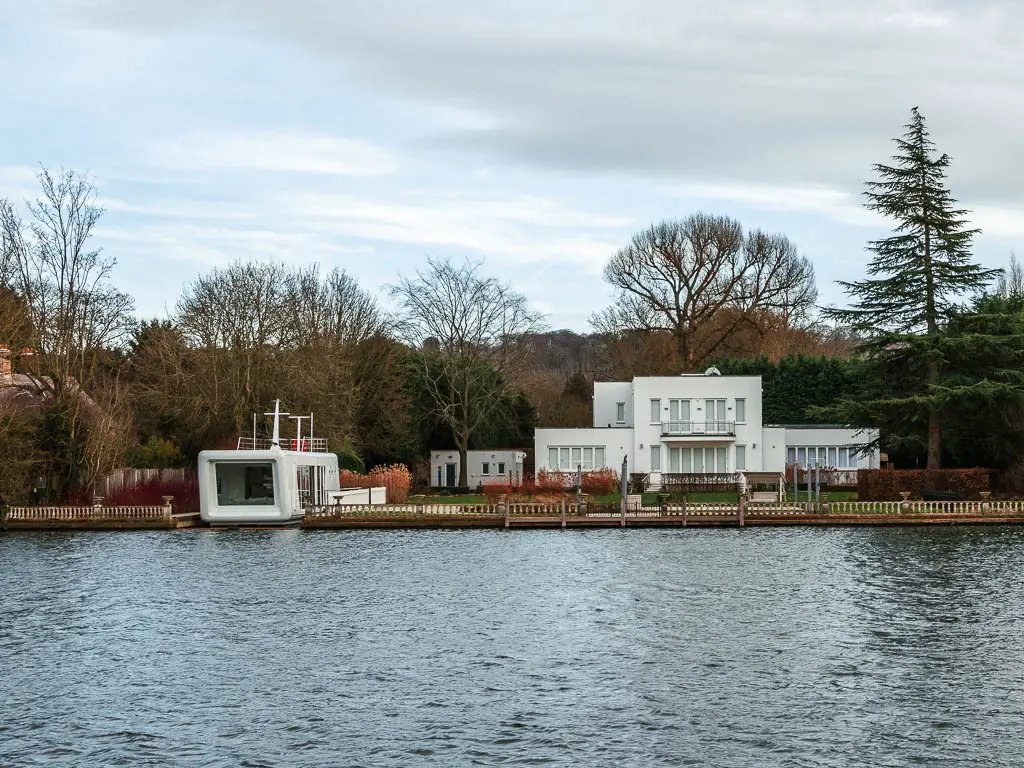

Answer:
[199,400,379,525]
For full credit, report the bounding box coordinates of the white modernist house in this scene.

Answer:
[430,449,527,488]
[534,371,879,486]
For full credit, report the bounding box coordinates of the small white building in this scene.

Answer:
[534,371,879,486]
[430,449,527,488]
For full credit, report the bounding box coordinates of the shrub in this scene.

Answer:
[128,436,185,469]
[581,468,618,496]
[536,470,568,491]
[340,464,412,503]
[103,475,200,514]
[335,441,366,474]
[858,469,991,501]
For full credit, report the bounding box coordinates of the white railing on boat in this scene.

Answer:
[236,436,328,452]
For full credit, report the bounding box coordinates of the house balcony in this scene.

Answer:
[661,421,736,438]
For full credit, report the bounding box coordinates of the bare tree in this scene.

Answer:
[0,168,136,495]
[594,214,817,368]
[390,257,545,485]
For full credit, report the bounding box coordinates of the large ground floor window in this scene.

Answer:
[548,446,607,471]
[667,446,729,473]
[787,446,859,468]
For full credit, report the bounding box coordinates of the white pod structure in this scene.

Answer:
[199,400,345,525]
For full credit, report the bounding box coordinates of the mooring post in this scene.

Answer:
[682,497,688,527]
[504,495,510,528]
[620,455,628,528]
[738,495,746,528]
[561,497,566,529]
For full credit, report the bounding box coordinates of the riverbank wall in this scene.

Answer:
[4,500,1024,531]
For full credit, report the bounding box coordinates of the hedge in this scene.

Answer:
[857,469,990,501]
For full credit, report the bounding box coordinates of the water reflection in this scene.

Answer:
[2,527,1024,766]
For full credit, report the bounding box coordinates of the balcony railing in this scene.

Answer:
[661,420,736,437]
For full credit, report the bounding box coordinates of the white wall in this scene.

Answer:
[593,382,633,428]
[762,427,788,473]
[631,375,764,476]
[534,428,633,474]
[430,449,526,487]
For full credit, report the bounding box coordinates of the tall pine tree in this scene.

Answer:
[826,107,999,468]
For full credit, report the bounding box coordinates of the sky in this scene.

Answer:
[1,0,1022,331]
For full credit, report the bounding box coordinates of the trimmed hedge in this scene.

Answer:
[857,469,990,501]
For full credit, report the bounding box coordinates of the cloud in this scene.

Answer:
[64,0,1024,204]
[152,131,400,176]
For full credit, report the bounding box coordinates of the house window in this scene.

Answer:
[550,446,607,470]
[650,399,661,423]
[650,445,661,472]
[497,462,505,475]
[828,447,837,467]
[736,445,746,471]
[716,446,727,473]
[616,402,626,423]
[482,462,490,475]
[839,447,850,468]
[787,447,796,465]
[735,398,746,424]
[669,399,690,422]
[583,447,594,470]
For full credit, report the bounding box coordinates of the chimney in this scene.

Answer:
[0,346,11,383]
[19,347,36,376]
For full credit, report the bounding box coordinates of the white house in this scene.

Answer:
[430,449,527,488]
[534,370,879,486]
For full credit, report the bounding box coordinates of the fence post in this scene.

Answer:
[162,495,174,520]
[738,496,746,528]
[620,455,628,527]
[504,495,510,528]
[561,497,566,529]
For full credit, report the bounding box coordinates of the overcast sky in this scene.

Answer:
[2,1,1022,330]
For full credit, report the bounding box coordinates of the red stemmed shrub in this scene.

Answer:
[103,475,201,514]
[339,464,412,503]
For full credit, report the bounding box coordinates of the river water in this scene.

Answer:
[2,527,1024,766]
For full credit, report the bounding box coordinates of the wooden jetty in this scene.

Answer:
[4,498,1024,531]
[302,499,1024,530]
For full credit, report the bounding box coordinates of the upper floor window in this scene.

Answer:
[669,399,690,422]
[650,399,661,423]
[616,402,626,423]
[735,398,746,424]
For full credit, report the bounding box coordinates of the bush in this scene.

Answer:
[104,475,200,514]
[334,441,366,474]
[582,468,618,496]
[128,436,185,469]
[339,464,412,503]
[858,469,991,501]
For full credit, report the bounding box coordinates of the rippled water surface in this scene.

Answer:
[3,527,1024,766]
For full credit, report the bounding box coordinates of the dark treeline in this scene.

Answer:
[3,108,1024,501]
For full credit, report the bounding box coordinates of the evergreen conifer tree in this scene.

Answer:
[826,107,999,468]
